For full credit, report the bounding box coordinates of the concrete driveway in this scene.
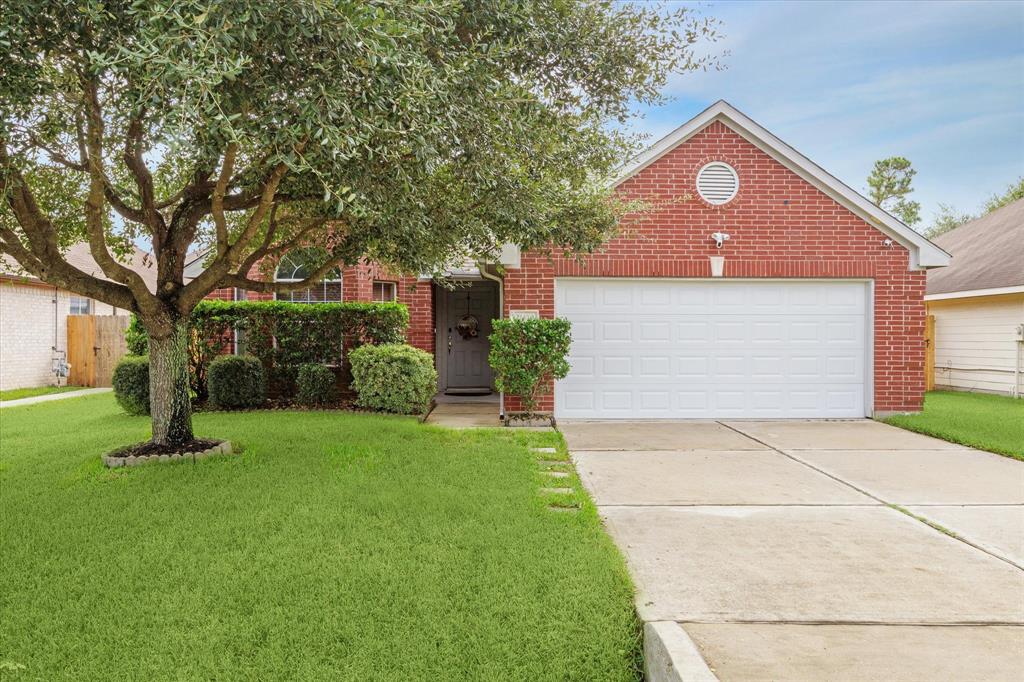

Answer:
[562,419,1024,682]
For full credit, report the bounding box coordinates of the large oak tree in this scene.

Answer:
[2,0,719,446]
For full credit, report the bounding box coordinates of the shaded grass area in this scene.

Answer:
[883,390,1024,461]
[0,395,640,681]
[0,385,84,402]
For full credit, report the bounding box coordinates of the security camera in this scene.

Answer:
[711,232,731,249]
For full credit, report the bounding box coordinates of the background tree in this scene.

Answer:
[925,203,975,239]
[923,177,1024,238]
[1,0,721,447]
[867,156,921,226]
[982,177,1024,214]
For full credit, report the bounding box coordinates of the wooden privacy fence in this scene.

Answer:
[67,315,131,387]
[924,314,935,391]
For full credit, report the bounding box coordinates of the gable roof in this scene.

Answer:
[925,198,1024,297]
[613,100,951,270]
[0,242,157,293]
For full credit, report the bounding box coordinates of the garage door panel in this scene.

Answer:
[555,279,869,419]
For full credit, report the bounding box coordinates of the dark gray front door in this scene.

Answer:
[439,281,497,393]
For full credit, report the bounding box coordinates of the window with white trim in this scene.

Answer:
[372,281,397,302]
[69,296,91,315]
[274,251,343,303]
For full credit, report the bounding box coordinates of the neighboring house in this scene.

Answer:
[925,199,1024,397]
[208,100,949,419]
[0,243,156,390]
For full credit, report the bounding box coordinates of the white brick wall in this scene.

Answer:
[0,280,126,390]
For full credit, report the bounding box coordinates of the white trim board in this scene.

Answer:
[612,100,951,271]
[925,285,1024,301]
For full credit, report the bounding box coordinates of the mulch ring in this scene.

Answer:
[108,438,223,458]
[103,439,232,468]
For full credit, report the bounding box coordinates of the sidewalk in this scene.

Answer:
[0,388,112,409]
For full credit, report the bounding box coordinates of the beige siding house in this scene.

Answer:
[926,199,1024,396]
[0,244,156,390]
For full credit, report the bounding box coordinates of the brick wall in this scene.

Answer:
[503,121,926,413]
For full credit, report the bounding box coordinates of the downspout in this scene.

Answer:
[478,263,504,420]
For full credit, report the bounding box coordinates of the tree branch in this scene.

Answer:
[79,76,157,304]
[222,253,343,294]
[177,142,305,311]
[212,142,238,253]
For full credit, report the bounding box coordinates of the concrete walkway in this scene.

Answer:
[0,387,111,409]
[425,401,503,428]
[562,419,1024,681]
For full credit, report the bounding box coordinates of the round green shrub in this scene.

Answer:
[349,344,437,415]
[208,355,266,409]
[489,318,572,413]
[296,363,338,407]
[112,355,150,415]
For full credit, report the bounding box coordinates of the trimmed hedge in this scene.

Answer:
[349,344,437,415]
[112,355,150,415]
[296,363,338,407]
[489,318,572,412]
[126,300,409,400]
[208,355,266,409]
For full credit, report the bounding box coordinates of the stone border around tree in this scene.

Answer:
[103,440,233,468]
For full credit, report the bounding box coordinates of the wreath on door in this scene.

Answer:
[456,314,480,339]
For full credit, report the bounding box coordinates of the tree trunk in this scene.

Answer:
[149,319,194,446]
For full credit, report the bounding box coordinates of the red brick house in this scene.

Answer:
[207,101,950,419]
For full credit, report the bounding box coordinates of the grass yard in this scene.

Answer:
[0,385,84,402]
[0,395,640,681]
[883,390,1024,461]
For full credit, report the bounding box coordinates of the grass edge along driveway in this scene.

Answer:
[0,394,641,681]
[883,390,1024,461]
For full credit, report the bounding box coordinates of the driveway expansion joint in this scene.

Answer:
[717,421,1024,571]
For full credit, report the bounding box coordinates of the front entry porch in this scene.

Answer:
[434,279,500,396]
[426,393,502,428]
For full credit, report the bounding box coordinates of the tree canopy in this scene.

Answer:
[924,177,1024,238]
[867,156,921,227]
[1,0,721,445]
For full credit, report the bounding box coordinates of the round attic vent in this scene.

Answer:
[696,162,739,205]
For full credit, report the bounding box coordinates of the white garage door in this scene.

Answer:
[554,279,869,419]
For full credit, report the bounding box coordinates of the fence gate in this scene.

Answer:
[67,315,131,387]
[924,314,935,391]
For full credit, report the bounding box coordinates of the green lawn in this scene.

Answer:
[0,385,84,402]
[0,395,640,681]
[883,390,1024,461]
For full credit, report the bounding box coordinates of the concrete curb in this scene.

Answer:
[644,621,718,682]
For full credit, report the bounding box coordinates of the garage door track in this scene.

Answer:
[563,419,1024,681]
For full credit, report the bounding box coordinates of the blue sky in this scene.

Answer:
[628,0,1024,229]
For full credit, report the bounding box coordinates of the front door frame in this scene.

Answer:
[435,278,500,394]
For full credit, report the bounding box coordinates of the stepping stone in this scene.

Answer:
[532,447,557,454]
[540,460,567,467]
[548,505,580,513]
[545,471,570,478]
[540,487,573,495]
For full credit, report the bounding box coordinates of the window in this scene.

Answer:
[372,281,397,302]
[69,296,91,315]
[274,250,343,303]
